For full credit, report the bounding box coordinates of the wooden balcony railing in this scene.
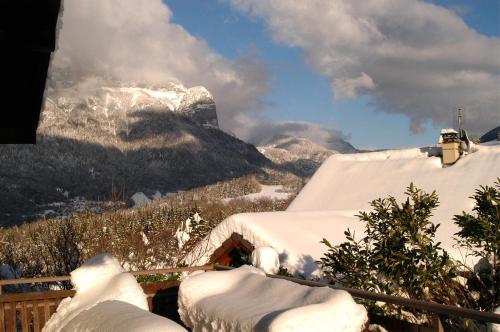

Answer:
[0,264,499,332]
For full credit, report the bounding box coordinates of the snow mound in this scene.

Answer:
[251,247,280,274]
[178,265,367,332]
[60,300,186,332]
[43,254,185,331]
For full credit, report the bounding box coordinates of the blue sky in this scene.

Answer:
[165,0,499,149]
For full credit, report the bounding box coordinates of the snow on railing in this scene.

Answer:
[0,265,215,293]
[221,265,500,327]
[0,265,214,332]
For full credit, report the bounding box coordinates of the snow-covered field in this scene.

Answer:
[178,265,367,332]
[223,185,291,203]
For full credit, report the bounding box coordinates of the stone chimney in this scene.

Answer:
[439,129,461,165]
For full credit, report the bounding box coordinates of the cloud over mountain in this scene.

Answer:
[241,120,355,152]
[229,0,500,134]
[51,0,268,135]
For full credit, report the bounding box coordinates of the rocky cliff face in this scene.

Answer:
[42,80,218,134]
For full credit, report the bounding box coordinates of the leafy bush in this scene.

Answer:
[319,184,468,322]
[454,178,500,311]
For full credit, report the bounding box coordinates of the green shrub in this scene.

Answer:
[454,178,500,311]
[319,184,467,322]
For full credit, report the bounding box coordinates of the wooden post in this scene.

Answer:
[0,303,4,332]
[20,302,28,332]
[43,300,50,324]
[32,301,40,332]
[10,303,16,332]
[432,315,444,332]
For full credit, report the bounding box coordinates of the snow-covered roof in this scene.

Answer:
[288,144,500,262]
[184,210,364,278]
[186,143,499,276]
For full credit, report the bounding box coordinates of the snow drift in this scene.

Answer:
[43,254,185,331]
[178,265,368,332]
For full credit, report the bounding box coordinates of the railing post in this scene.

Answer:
[432,315,444,332]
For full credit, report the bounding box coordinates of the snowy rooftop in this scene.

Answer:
[186,143,500,276]
[184,210,363,278]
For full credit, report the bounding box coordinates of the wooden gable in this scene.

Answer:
[208,232,255,266]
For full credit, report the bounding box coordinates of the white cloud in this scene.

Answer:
[229,0,500,135]
[334,72,375,99]
[51,0,269,135]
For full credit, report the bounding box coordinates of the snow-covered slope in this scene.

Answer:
[258,135,356,176]
[223,185,290,203]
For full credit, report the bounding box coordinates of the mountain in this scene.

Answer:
[480,126,500,143]
[258,135,356,176]
[44,79,218,131]
[0,80,268,226]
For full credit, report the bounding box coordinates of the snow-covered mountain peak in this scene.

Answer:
[258,135,338,176]
[41,81,219,132]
